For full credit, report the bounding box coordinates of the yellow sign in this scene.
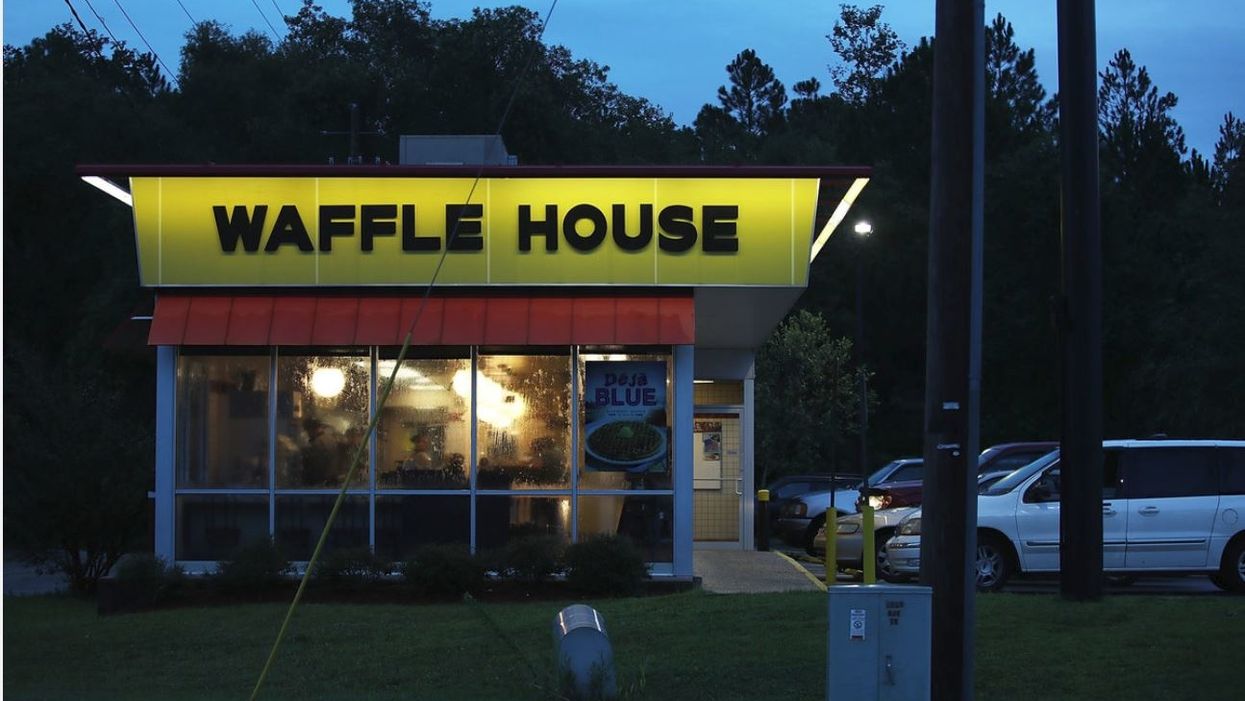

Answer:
[129,177,821,286]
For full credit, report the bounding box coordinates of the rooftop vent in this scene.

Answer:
[399,135,517,166]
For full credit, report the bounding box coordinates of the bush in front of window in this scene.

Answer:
[99,554,186,614]
[495,534,566,583]
[564,535,649,597]
[402,545,485,599]
[313,547,391,589]
[214,538,291,593]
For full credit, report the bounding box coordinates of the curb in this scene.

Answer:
[773,551,827,592]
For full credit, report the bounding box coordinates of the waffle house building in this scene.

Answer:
[79,150,868,578]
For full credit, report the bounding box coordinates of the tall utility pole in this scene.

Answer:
[920,0,983,699]
[1057,0,1104,601]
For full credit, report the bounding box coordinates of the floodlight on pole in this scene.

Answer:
[854,221,873,237]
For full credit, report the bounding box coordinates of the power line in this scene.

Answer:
[175,0,196,25]
[110,0,177,85]
[270,1,285,21]
[80,0,123,47]
[246,2,562,700]
[249,0,282,41]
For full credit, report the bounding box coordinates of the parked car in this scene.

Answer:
[812,506,919,581]
[775,458,923,550]
[815,470,1028,579]
[755,474,860,539]
[855,441,1057,512]
[884,440,1245,593]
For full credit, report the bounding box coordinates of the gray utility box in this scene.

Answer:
[827,584,931,700]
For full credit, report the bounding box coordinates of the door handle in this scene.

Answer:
[1138,506,1160,516]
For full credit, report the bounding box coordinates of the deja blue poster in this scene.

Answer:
[583,361,668,473]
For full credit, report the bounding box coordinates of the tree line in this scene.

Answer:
[4,1,1242,586]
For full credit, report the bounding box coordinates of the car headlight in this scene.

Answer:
[784,503,807,518]
[867,494,892,510]
[897,517,922,536]
[836,521,860,535]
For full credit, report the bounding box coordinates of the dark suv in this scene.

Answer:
[857,442,1057,511]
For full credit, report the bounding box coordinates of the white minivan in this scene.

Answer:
[885,440,1245,592]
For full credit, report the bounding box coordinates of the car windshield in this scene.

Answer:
[866,461,904,487]
[982,450,1060,495]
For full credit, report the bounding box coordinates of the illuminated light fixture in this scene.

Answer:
[452,369,525,429]
[377,361,445,390]
[81,176,133,207]
[310,367,346,398]
[854,221,873,237]
[693,380,713,384]
[810,177,870,262]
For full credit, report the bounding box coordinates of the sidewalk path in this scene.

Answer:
[694,549,822,593]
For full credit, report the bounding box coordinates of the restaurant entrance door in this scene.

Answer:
[692,409,744,546]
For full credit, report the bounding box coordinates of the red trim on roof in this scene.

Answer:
[148,294,694,346]
[77,163,871,180]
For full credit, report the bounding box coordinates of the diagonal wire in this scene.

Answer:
[247,2,560,699]
[110,0,178,86]
[175,0,196,24]
[80,0,123,47]
[270,1,285,21]
[250,0,282,41]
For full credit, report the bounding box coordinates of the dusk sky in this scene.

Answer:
[4,0,1242,157]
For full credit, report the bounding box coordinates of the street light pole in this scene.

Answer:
[854,221,872,478]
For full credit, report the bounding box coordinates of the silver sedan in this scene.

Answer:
[811,506,919,581]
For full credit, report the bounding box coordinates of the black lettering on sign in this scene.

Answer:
[702,205,739,252]
[519,204,558,252]
[214,205,268,252]
[360,204,397,252]
[446,203,484,251]
[657,204,697,252]
[401,204,438,251]
[612,203,652,251]
[318,205,355,251]
[264,205,314,252]
[563,204,608,251]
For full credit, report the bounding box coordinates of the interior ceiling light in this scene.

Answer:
[81,176,133,207]
[452,369,525,429]
[310,367,346,398]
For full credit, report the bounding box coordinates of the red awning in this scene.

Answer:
[148,294,694,346]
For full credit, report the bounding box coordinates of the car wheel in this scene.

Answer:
[1218,538,1245,594]
[804,515,826,556]
[875,529,904,582]
[975,535,1012,592]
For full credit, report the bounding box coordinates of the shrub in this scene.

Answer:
[314,547,390,588]
[402,545,484,598]
[498,535,565,583]
[215,539,290,592]
[564,535,648,596]
[110,553,185,607]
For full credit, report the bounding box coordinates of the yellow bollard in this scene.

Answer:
[862,503,876,584]
[824,506,837,586]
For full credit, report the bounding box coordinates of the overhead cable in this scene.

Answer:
[110,0,178,85]
[246,2,564,699]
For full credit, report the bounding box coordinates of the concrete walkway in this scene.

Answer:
[693,549,823,593]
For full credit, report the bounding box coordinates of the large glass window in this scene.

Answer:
[176,495,269,560]
[476,353,571,489]
[375,354,471,489]
[375,496,470,560]
[275,496,369,560]
[476,496,570,551]
[275,352,371,489]
[176,354,270,488]
[579,353,673,490]
[578,495,673,563]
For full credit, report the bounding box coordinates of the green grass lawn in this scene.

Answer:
[4,591,1242,700]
